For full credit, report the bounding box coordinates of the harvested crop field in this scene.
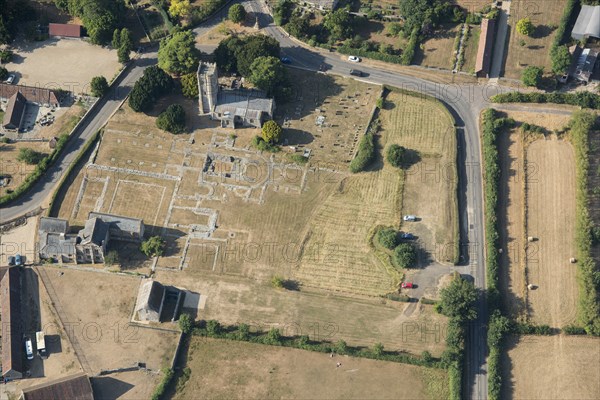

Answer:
[502,334,600,399]
[174,338,449,400]
[526,138,578,327]
[415,24,462,70]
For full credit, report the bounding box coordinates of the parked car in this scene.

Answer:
[8,256,15,266]
[25,337,34,360]
[400,233,415,240]
[280,56,291,64]
[15,254,23,266]
[403,215,417,222]
[319,63,329,72]
[350,69,364,77]
[402,282,414,289]
[348,55,361,63]
[5,74,15,84]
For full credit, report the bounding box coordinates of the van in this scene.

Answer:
[36,331,47,358]
[25,338,34,360]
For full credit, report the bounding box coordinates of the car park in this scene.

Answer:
[348,56,361,63]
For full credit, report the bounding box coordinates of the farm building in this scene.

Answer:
[475,18,496,78]
[0,83,60,107]
[20,372,94,400]
[87,212,144,243]
[1,266,24,380]
[571,5,600,40]
[573,48,598,82]
[48,23,82,39]
[197,62,275,129]
[135,279,166,322]
[2,92,27,131]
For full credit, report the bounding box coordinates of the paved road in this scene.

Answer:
[0,52,157,223]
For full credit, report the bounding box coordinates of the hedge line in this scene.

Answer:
[549,0,579,72]
[490,91,600,109]
[349,119,378,173]
[401,27,420,66]
[337,45,404,64]
[192,320,444,368]
[444,318,465,400]
[150,367,174,400]
[0,133,69,206]
[570,111,600,335]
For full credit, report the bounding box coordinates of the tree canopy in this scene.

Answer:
[228,4,246,24]
[521,66,543,87]
[215,34,281,76]
[248,56,291,101]
[128,66,174,112]
[393,243,417,268]
[180,73,199,98]
[516,17,534,36]
[169,0,192,18]
[386,144,408,168]
[140,236,166,257]
[55,0,125,44]
[158,31,201,75]
[376,228,397,249]
[323,8,354,41]
[399,0,452,35]
[261,120,282,144]
[551,45,571,74]
[17,148,44,165]
[156,104,186,134]
[437,273,478,322]
[90,76,109,97]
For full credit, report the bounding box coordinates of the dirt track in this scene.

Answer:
[526,137,578,327]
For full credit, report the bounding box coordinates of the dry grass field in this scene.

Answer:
[415,24,462,70]
[502,334,600,400]
[461,25,480,73]
[503,0,566,79]
[378,91,458,264]
[42,267,179,373]
[526,137,578,327]
[174,338,449,400]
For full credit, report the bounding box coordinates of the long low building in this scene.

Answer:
[1,266,23,381]
[2,92,27,131]
[475,18,496,78]
[0,83,60,107]
[571,5,600,40]
[20,372,94,400]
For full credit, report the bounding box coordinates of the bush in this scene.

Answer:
[90,76,109,97]
[150,368,174,400]
[17,148,44,165]
[349,133,375,173]
[287,154,308,165]
[261,120,282,144]
[563,325,587,335]
[228,4,246,23]
[516,17,534,36]
[376,228,397,249]
[393,243,417,269]
[104,250,119,267]
[386,144,408,168]
[514,323,552,335]
[140,236,166,257]
[549,0,579,74]
[251,136,280,152]
[0,49,13,63]
[180,73,199,98]
[156,104,186,134]
[271,275,284,288]
[0,66,8,81]
[129,66,174,112]
[400,28,419,65]
[521,66,543,87]
[491,92,600,110]
[178,313,194,334]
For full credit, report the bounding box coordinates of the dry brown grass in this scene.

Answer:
[461,25,480,73]
[415,24,462,70]
[174,337,449,400]
[503,0,566,79]
[502,335,600,399]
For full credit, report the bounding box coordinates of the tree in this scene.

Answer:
[0,66,7,81]
[0,49,13,63]
[90,76,109,97]
[214,34,280,76]
[248,56,291,100]
[521,66,543,87]
[386,144,408,168]
[206,320,221,335]
[129,66,174,112]
[286,14,310,38]
[17,148,44,165]
[228,4,246,24]
[376,228,397,249]
[516,17,534,36]
[323,8,354,41]
[178,313,193,334]
[393,243,417,268]
[118,45,130,63]
[180,73,199,98]
[387,22,402,37]
[104,250,119,267]
[120,28,133,53]
[169,0,191,18]
[273,0,294,25]
[261,120,282,144]
[437,273,478,322]
[156,104,186,134]
[112,28,120,49]
[140,236,166,257]
[334,339,348,354]
[372,342,384,356]
[158,31,201,75]
[551,45,571,74]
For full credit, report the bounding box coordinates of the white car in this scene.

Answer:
[5,74,15,84]
[403,215,417,222]
[348,56,361,63]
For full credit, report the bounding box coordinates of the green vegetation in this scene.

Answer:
[128,66,174,112]
[513,322,552,335]
[90,76,109,98]
[349,133,375,173]
[190,0,229,25]
[570,111,600,335]
[112,28,132,64]
[516,17,534,36]
[169,0,191,18]
[393,243,417,269]
[521,66,543,87]
[150,368,174,400]
[0,49,13,63]
[491,91,600,110]
[141,236,166,257]
[228,4,246,24]
[0,66,7,81]
[156,104,186,134]
[271,275,284,289]
[376,228,398,250]
[178,313,194,334]
[17,148,45,165]
[248,56,291,101]
[54,0,124,44]
[104,250,119,267]
[401,28,419,66]
[261,120,282,144]
[386,144,409,168]
[215,34,280,77]
[323,8,354,41]
[273,0,293,26]
[251,136,280,152]
[180,73,199,98]
[158,31,201,75]
[287,154,308,165]
[487,311,512,400]
[551,45,572,75]
[549,0,579,74]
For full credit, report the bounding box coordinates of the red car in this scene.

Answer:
[402,282,414,289]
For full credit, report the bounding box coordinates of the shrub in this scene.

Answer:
[400,28,419,65]
[228,4,246,23]
[549,0,579,74]
[393,243,417,269]
[491,92,600,110]
[157,104,186,134]
[288,154,308,165]
[150,368,174,400]
[521,66,543,87]
[178,313,194,334]
[251,136,280,152]
[17,148,44,165]
[563,325,587,335]
[0,49,13,63]
[376,228,398,249]
[516,17,534,36]
[349,133,375,173]
[140,236,166,257]
[90,76,109,97]
[271,275,284,288]
[180,73,198,98]
[0,66,8,81]
[386,144,409,168]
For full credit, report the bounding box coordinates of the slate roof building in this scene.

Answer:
[20,372,94,400]
[135,279,166,322]
[571,5,600,40]
[197,62,275,129]
[2,92,27,131]
[0,84,60,107]
[49,23,82,38]
[1,267,23,380]
[87,212,144,243]
[475,18,496,78]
